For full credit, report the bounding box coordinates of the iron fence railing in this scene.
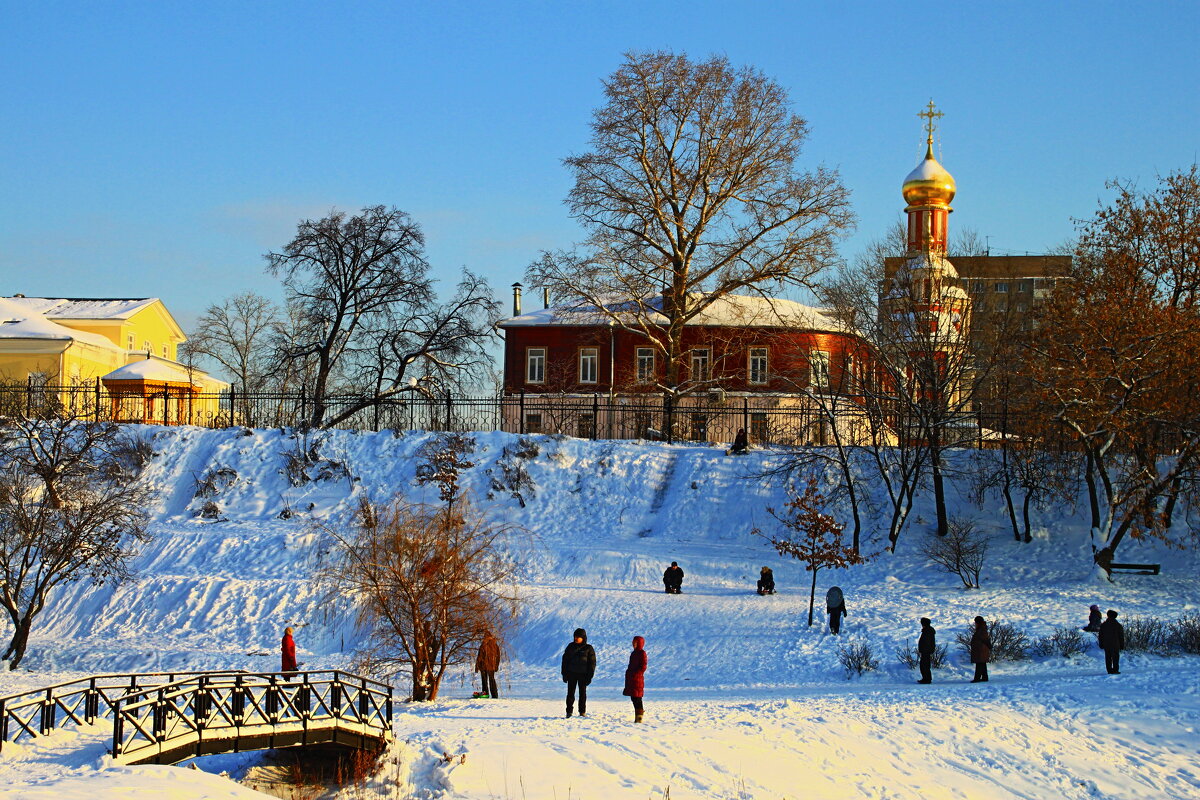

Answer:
[0,380,1104,450]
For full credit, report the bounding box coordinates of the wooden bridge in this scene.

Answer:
[0,670,393,765]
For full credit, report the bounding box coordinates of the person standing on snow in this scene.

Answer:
[970,616,991,683]
[917,618,936,684]
[281,627,299,675]
[623,635,648,723]
[561,628,596,717]
[1083,604,1102,633]
[663,562,684,594]
[1099,609,1125,674]
[825,586,847,634]
[475,631,501,699]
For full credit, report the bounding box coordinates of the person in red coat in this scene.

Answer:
[623,635,648,723]
[281,627,298,674]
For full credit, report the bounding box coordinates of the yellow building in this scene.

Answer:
[0,295,228,423]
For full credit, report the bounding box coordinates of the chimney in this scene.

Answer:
[543,287,550,309]
[511,282,523,317]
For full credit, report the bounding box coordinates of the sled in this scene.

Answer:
[472,691,491,699]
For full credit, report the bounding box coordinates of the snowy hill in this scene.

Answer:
[1,426,1197,799]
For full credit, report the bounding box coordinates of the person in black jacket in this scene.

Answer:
[1083,604,1102,633]
[1098,609,1125,674]
[825,586,847,634]
[663,562,684,594]
[561,627,596,717]
[917,618,936,684]
[756,566,775,595]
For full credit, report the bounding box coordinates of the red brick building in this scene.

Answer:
[498,291,877,444]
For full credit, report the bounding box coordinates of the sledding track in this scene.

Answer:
[0,670,392,765]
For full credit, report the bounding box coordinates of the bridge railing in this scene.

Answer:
[0,670,249,751]
[111,670,393,765]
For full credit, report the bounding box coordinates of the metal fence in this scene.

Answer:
[0,381,1066,449]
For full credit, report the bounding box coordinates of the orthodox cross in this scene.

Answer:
[918,100,943,142]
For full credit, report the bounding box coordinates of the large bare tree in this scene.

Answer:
[182,292,281,421]
[0,419,150,669]
[267,206,499,427]
[528,50,854,396]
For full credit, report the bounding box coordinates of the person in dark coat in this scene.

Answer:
[825,586,847,634]
[663,562,684,594]
[281,627,298,674]
[561,628,596,717]
[1098,609,1125,674]
[757,566,775,595]
[917,618,936,684]
[729,428,749,455]
[622,635,648,723]
[475,631,501,699]
[970,616,991,682]
[1083,604,1102,633]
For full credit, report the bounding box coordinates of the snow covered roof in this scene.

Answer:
[500,293,850,334]
[5,296,159,321]
[104,357,202,383]
[0,297,124,350]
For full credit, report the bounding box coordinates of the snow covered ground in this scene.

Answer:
[0,427,1196,799]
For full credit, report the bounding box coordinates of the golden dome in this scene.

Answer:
[902,141,956,207]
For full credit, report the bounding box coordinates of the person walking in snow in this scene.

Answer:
[663,562,684,594]
[623,635,648,723]
[825,586,847,634]
[917,618,936,684]
[1083,604,1102,633]
[1099,609,1125,675]
[757,566,775,595]
[281,627,298,675]
[561,628,596,717]
[475,631,501,699]
[970,616,991,683]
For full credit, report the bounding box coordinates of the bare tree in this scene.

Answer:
[0,419,151,668]
[1024,166,1200,570]
[921,517,988,589]
[316,498,521,701]
[267,206,499,427]
[528,50,854,397]
[182,292,281,421]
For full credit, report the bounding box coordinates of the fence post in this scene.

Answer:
[519,390,526,434]
[40,689,54,735]
[94,377,102,422]
[592,394,599,440]
[161,386,169,426]
[743,397,749,435]
[85,678,99,723]
[25,375,32,417]
[229,385,237,427]
[665,394,674,444]
[445,392,453,431]
[111,700,123,758]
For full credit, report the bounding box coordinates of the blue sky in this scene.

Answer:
[1,1,1197,330]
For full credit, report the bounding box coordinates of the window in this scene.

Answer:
[636,348,655,384]
[1016,280,1031,293]
[162,344,169,358]
[809,350,831,390]
[143,340,152,353]
[524,413,543,434]
[690,348,711,382]
[748,347,768,385]
[127,333,135,350]
[526,348,546,384]
[579,347,598,384]
[994,282,1009,293]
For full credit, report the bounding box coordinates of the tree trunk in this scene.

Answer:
[807,568,818,627]
[1002,479,1020,542]
[5,617,33,670]
[1084,449,1102,534]
[1021,491,1033,543]
[931,456,949,537]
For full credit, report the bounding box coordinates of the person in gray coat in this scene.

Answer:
[826,586,847,634]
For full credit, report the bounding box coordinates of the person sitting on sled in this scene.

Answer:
[757,566,775,595]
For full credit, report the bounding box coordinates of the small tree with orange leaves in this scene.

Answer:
[756,479,865,627]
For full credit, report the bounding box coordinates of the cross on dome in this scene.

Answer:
[918,100,943,146]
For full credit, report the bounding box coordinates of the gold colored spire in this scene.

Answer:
[903,100,955,207]
[918,100,943,159]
